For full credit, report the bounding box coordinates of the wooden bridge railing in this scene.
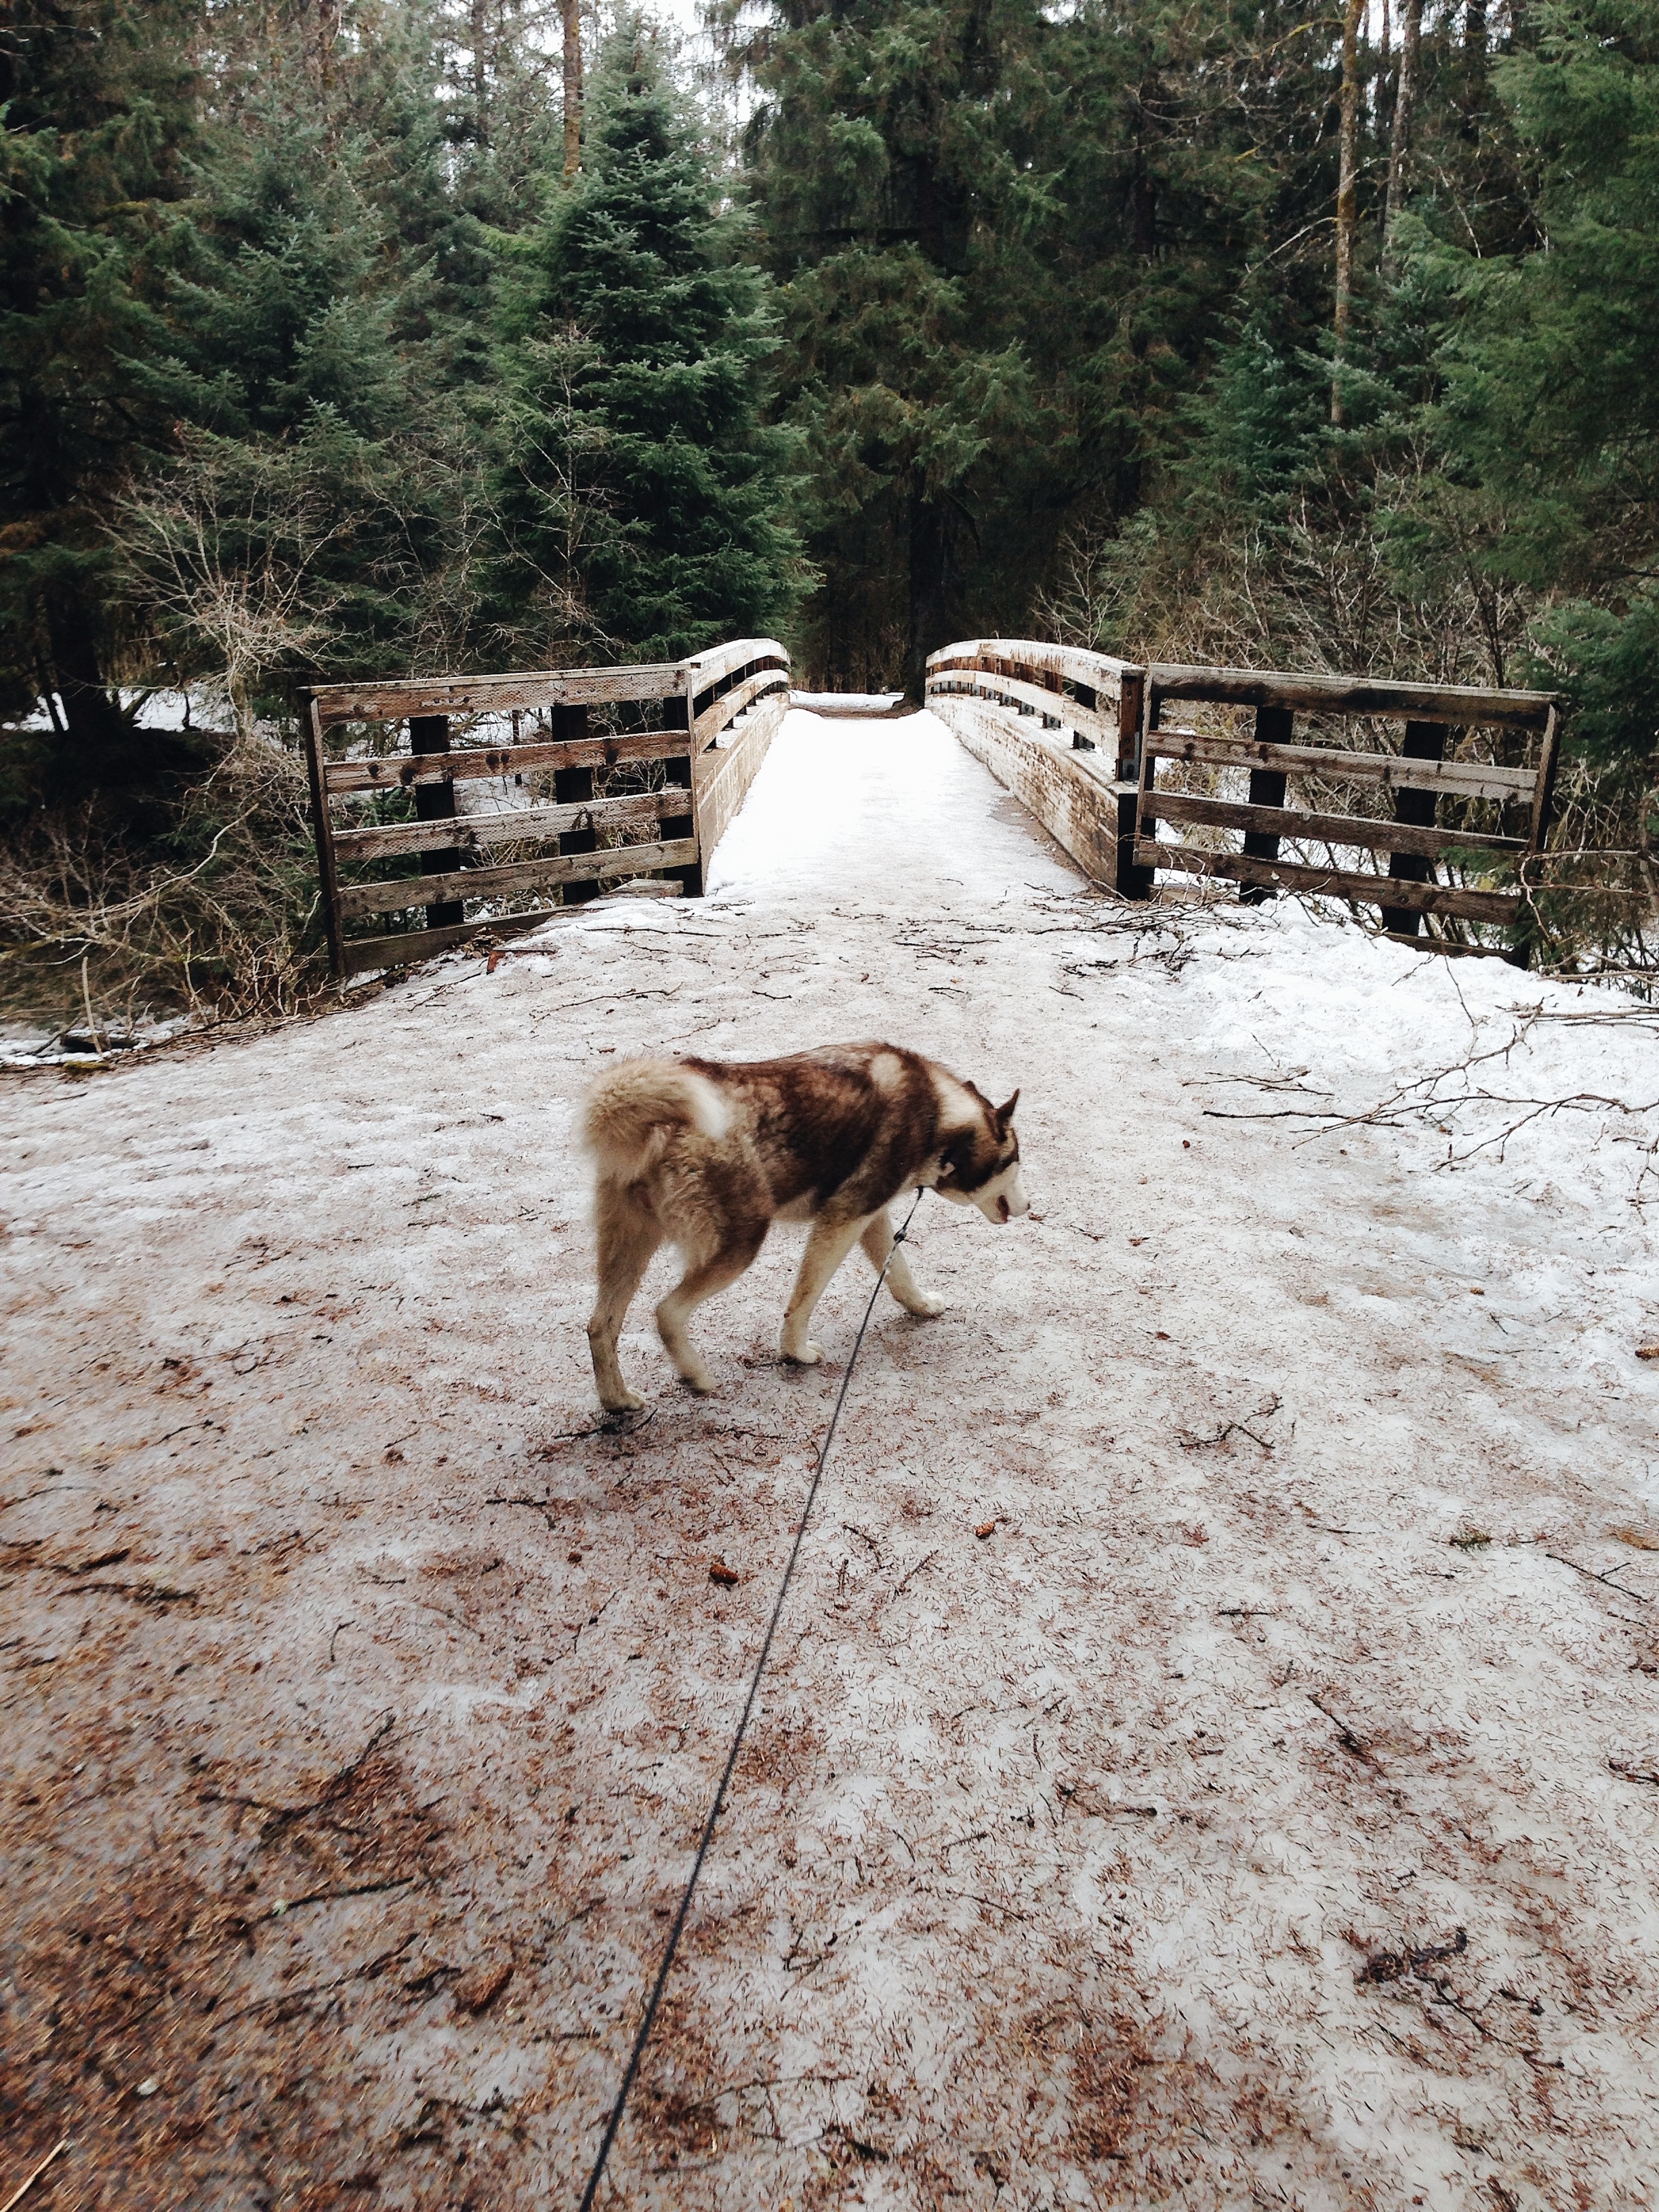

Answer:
[927,640,1561,955]
[305,638,790,976]
[924,638,1149,893]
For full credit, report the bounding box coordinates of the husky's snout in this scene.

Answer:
[977,1165,1029,1225]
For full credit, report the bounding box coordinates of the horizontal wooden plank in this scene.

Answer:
[936,691,1130,790]
[931,693,1130,886]
[332,789,681,863]
[1147,731,1536,800]
[340,907,560,975]
[927,671,1114,743]
[338,886,687,975]
[1149,663,1555,730]
[682,638,790,693]
[312,663,686,726]
[336,838,699,921]
[695,689,788,859]
[1142,792,1525,862]
[1134,841,1523,924]
[927,637,1143,704]
[694,668,791,741]
[325,729,688,795]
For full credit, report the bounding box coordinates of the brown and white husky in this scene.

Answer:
[581,1040,1028,1411]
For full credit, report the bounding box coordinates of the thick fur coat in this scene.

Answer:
[581,1040,1027,1410]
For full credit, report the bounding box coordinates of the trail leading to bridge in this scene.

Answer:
[5,710,1658,2211]
[706,705,1080,907]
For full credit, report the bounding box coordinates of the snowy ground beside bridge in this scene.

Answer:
[5,709,1659,2212]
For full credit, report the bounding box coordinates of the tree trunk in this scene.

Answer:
[304,0,340,101]
[562,0,583,179]
[472,0,489,146]
[903,478,948,704]
[1331,0,1365,426]
[44,594,131,775]
[1380,0,1422,258]
[1462,0,1488,134]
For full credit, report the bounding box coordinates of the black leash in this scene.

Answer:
[577,1188,927,2209]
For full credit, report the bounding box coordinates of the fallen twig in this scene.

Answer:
[893,1548,939,1596]
[1309,1692,1378,1767]
[1,2140,68,2212]
[1543,1551,1652,1604]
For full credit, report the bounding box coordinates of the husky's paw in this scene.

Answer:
[781,1338,824,1367]
[901,1291,946,1318]
[677,1364,715,1395]
[600,1385,647,1414]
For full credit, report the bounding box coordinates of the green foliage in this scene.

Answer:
[1425,0,1659,773]
[739,0,1330,689]
[131,92,478,693]
[491,16,806,663]
[0,0,201,769]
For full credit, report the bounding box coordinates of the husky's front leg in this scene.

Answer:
[860,1208,944,1317]
[780,1213,871,1365]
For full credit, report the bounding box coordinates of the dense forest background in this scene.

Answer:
[2,0,1655,1013]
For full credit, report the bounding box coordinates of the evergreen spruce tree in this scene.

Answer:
[492,16,804,664]
[739,0,1283,691]
[0,0,201,775]
[124,4,517,705]
[740,0,1057,692]
[1419,0,1659,774]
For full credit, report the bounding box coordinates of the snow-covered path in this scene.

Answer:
[707,706,1080,907]
[5,711,1659,2211]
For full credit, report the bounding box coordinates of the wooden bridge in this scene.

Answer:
[306,636,1559,972]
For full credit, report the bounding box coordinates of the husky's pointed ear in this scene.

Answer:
[995,1090,1020,1130]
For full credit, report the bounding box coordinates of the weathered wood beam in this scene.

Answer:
[1147,731,1534,800]
[336,838,699,922]
[1149,665,1555,730]
[325,729,688,794]
[1143,791,1523,861]
[1134,842,1523,925]
[332,789,681,863]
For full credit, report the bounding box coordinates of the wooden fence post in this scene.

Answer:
[410,714,464,929]
[663,670,701,895]
[304,693,346,980]
[1240,704,1292,903]
[1510,702,1563,968]
[1378,720,1446,938]
[1115,667,1152,899]
[553,701,598,905]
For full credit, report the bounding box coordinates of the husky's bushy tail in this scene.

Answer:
[581,1058,728,1181]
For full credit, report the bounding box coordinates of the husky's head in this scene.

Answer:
[936,1087,1028,1224]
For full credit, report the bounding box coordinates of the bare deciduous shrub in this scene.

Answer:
[1,728,326,1035]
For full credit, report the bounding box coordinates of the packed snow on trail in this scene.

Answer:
[5,708,1658,2212]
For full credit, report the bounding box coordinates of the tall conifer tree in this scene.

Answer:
[0,0,200,770]
[492,14,804,663]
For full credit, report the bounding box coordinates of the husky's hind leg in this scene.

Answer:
[655,1223,766,1395]
[860,1208,944,1318]
[780,1212,873,1366]
[587,1181,663,1412]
